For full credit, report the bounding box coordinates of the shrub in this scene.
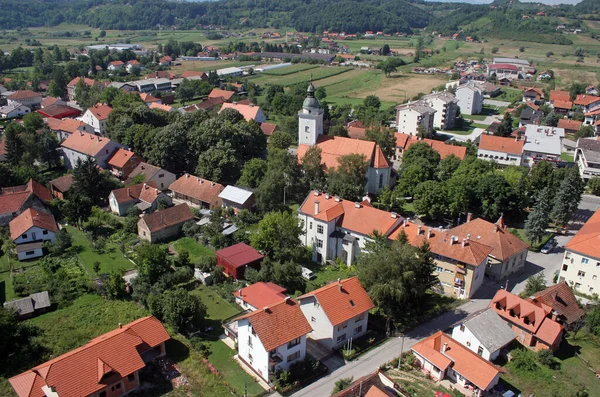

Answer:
[588,177,600,196]
[537,349,559,369]
[511,348,538,371]
[332,377,353,394]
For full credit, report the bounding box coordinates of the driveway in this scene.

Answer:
[438,127,485,142]
[484,99,511,108]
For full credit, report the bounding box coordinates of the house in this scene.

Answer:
[346,120,368,139]
[586,86,599,96]
[139,92,162,105]
[219,103,267,123]
[110,82,137,93]
[519,107,543,127]
[549,90,571,105]
[530,283,585,328]
[574,94,600,113]
[126,60,141,73]
[331,370,405,397]
[236,298,312,383]
[7,90,42,108]
[169,174,224,209]
[487,63,521,79]
[394,101,436,135]
[180,71,208,80]
[218,185,255,213]
[477,134,525,166]
[297,277,373,350]
[47,118,93,140]
[411,331,501,397]
[216,242,264,279]
[182,97,225,112]
[456,82,484,115]
[558,119,582,135]
[0,103,31,119]
[159,55,172,66]
[3,291,51,320]
[109,182,170,216]
[233,282,287,311]
[450,307,516,360]
[0,179,52,225]
[36,103,82,119]
[66,77,98,101]
[421,91,458,130]
[9,208,58,261]
[490,289,564,351]
[522,87,544,103]
[60,130,121,169]
[9,316,169,397]
[108,60,125,71]
[149,103,174,112]
[522,124,565,166]
[558,208,600,294]
[553,100,573,114]
[474,81,501,98]
[260,122,277,136]
[137,203,194,243]
[48,174,74,200]
[126,162,176,191]
[575,138,600,180]
[107,148,144,179]
[80,104,113,135]
[208,88,236,102]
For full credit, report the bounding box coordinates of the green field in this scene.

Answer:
[248,66,352,86]
[261,63,320,76]
[172,237,215,264]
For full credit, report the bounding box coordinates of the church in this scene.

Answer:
[296,82,392,195]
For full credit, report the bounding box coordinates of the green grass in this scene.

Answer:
[494,87,524,103]
[191,284,240,320]
[247,66,352,87]
[0,254,43,302]
[508,227,553,251]
[560,152,574,162]
[173,237,215,264]
[304,262,356,291]
[262,64,320,76]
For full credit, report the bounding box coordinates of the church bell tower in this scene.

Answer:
[298,81,324,146]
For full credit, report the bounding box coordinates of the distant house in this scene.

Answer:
[149,103,174,112]
[36,103,82,120]
[66,77,99,101]
[218,185,255,213]
[126,162,176,191]
[530,283,585,329]
[522,124,565,166]
[553,100,573,114]
[180,71,208,80]
[421,91,458,130]
[208,88,236,102]
[260,122,277,136]
[297,277,374,350]
[10,208,58,261]
[573,94,600,113]
[522,87,544,103]
[586,86,599,96]
[159,55,172,66]
[137,203,194,243]
[109,182,170,216]
[125,60,140,73]
[169,173,224,209]
[477,134,525,167]
[47,118,93,140]
[557,118,582,135]
[9,316,169,397]
[451,307,516,361]
[219,103,267,123]
[0,179,52,226]
[549,90,571,106]
[60,131,121,169]
[80,104,113,135]
[108,60,125,71]
[575,138,600,180]
[139,93,162,105]
[0,103,31,119]
[216,242,264,279]
[233,282,287,311]
[107,148,144,179]
[49,174,74,200]
[7,90,42,108]
[3,291,51,320]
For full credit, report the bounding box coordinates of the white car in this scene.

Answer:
[301,267,315,280]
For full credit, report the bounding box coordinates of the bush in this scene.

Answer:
[332,377,353,394]
[537,349,559,369]
[182,221,202,237]
[196,255,216,272]
[588,177,600,196]
[511,348,538,371]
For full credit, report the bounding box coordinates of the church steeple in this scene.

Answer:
[303,80,320,110]
[298,80,324,146]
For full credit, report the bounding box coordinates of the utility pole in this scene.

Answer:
[398,333,405,369]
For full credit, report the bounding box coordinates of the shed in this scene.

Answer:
[216,242,264,279]
[4,291,51,319]
[218,185,255,213]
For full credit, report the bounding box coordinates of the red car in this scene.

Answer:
[435,393,452,397]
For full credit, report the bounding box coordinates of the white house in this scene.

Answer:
[451,307,515,361]
[422,91,458,130]
[108,182,170,216]
[477,134,525,167]
[575,138,600,180]
[394,101,436,136]
[0,103,31,119]
[456,82,483,115]
[9,208,58,261]
[7,90,42,109]
[522,124,565,166]
[236,299,312,383]
[297,277,373,350]
[233,282,287,311]
[60,131,122,169]
[80,104,113,135]
[107,60,125,71]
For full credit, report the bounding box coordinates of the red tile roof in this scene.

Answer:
[411,331,501,391]
[61,131,113,157]
[49,174,74,193]
[298,277,374,326]
[233,282,287,309]
[395,133,410,149]
[565,209,600,259]
[489,63,518,71]
[67,77,95,88]
[40,97,63,108]
[297,136,389,170]
[550,90,571,103]
[48,119,89,135]
[9,208,58,241]
[574,94,600,106]
[530,283,585,325]
[107,148,142,169]
[238,299,312,351]
[405,138,467,160]
[260,122,277,136]
[36,104,82,119]
[7,90,41,100]
[216,242,264,269]
[86,104,113,121]
[557,119,582,131]
[149,103,173,112]
[478,134,524,155]
[110,60,125,66]
[9,316,169,397]
[139,93,161,103]
[169,174,224,205]
[220,103,263,122]
[525,102,540,111]
[139,204,193,233]
[180,71,207,79]
[111,181,160,204]
[208,88,235,101]
[365,386,390,397]
[553,100,573,110]
[0,179,51,215]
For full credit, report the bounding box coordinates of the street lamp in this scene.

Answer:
[397,333,405,369]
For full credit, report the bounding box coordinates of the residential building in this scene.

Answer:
[216,242,264,279]
[108,60,125,70]
[522,87,544,103]
[40,96,64,109]
[126,162,176,191]
[394,100,436,135]
[49,174,74,200]
[558,118,582,135]
[233,282,287,311]
[522,124,565,166]
[137,203,194,243]
[110,82,137,93]
[60,130,122,169]
[412,331,501,396]
[297,277,373,350]
[66,77,98,101]
[218,185,255,213]
[553,100,573,114]
[3,291,51,320]
[260,122,277,136]
[450,307,516,360]
[392,134,467,169]
[549,90,571,106]
[455,82,483,115]
[558,209,600,295]
[586,86,599,96]
[575,138,600,180]
[139,92,162,105]
[9,316,169,397]
[0,103,31,119]
[107,148,144,179]
[519,107,543,127]
[80,104,113,135]
[9,208,58,261]
[487,63,521,79]
[126,60,140,73]
[422,91,458,130]
[477,134,525,166]
[169,174,224,209]
[0,179,52,225]
[219,103,267,123]
[331,370,405,397]
[47,118,93,140]
[574,94,600,113]
[180,71,208,80]
[149,103,174,112]
[490,289,564,351]
[36,103,81,120]
[208,88,235,102]
[109,182,170,216]
[530,282,585,329]
[236,298,312,383]
[7,90,42,108]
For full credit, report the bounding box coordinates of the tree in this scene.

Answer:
[569,82,587,101]
[379,60,397,77]
[4,124,24,165]
[413,180,448,220]
[491,46,499,54]
[382,44,390,56]
[301,146,327,191]
[588,177,600,196]
[256,149,306,211]
[0,307,43,376]
[237,158,267,189]
[47,80,64,98]
[437,154,461,182]
[543,112,559,127]
[551,169,585,228]
[524,188,551,245]
[523,273,546,297]
[134,243,170,284]
[63,193,93,229]
[103,270,127,299]
[327,154,369,202]
[148,288,206,332]
[268,130,293,150]
[575,125,595,140]
[332,377,353,394]
[364,126,396,159]
[585,305,600,336]
[50,229,72,255]
[495,113,514,137]
[175,78,197,104]
[195,141,240,184]
[251,211,305,261]
[259,257,306,293]
[37,132,60,169]
[530,160,554,196]
[72,157,103,202]
[93,261,101,274]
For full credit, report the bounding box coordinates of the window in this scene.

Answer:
[248,353,253,363]
[590,287,595,293]
[578,270,586,277]
[355,313,365,322]
[248,336,253,348]
[25,251,35,256]
[477,346,484,356]
[582,258,590,265]
[309,222,313,230]
[288,337,301,349]
[128,374,135,382]
[354,326,363,335]
[21,234,27,239]
[317,239,323,248]
[42,230,48,235]
[115,384,121,390]
[436,266,443,273]
[459,324,465,332]
[317,225,324,234]
[336,334,347,342]
[575,282,582,289]
[99,392,106,397]
[305,126,310,132]
[597,262,600,267]
[594,275,598,280]
[287,351,300,362]
[379,174,384,189]
[337,323,347,331]
[562,264,569,271]
[311,316,316,322]
[159,173,165,178]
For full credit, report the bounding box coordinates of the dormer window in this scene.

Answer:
[509,309,515,317]
[523,317,530,325]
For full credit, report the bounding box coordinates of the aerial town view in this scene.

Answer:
[2,0,600,396]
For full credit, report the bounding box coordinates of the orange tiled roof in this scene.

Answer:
[208,88,235,101]
[238,299,312,351]
[0,179,51,215]
[47,119,88,135]
[260,122,277,136]
[169,174,224,205]
[9,316,169,397]
[553,100,573,110]
[220,103,262,122]
[180,71,207,79]
[530,283,585,325]
[149,103,173,112]
[67,77,95,88]
[557,119,582,131]
[86,104,112,121]
[110,60,125,66]
[233,282,287,309]
[365,386,390,397]
[61,131,113,157]
[111,181,160,204]
[139,203,194,233]
[478,134,524,155]
[298,277,374,326]
[107,148,142,169]
[9,208,58,241]
[40,97,63,107]
[565,209,600,259]
[139,93,160,103]
[7,90,41,100]
[405,138,467,160]
[549,90,570,103]
[411,331,501,391]
[297,136,389,170]
[574,94,600,106]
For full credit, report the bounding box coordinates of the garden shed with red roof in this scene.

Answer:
[216,242,264,279]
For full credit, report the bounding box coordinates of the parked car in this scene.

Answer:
[541,239,557,254]
[301,267,315,280]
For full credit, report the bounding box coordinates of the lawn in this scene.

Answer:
[173,237,215,264]
[247,66,352,87]
[494,87,524,103]
[0,254,42,302]
[560,152,575,162]
[508,227,553,251]
[304,261,357,291]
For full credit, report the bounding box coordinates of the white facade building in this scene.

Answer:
[456,83,483,115]
[394,101,436,135]
[298,83,324,146]
[80,104,112,135]
[422,92,458,130]
[477,134,525,167]
[9,208,58,261]
[522,124,565,166]
[0,103,31,119]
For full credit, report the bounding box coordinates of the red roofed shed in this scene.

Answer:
[216,242,264,279]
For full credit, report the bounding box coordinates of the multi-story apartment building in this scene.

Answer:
[394,101,436,136]
[422,91,458,130]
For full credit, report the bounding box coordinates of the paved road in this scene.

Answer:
[484,99,511,108]
[438,127,486,142]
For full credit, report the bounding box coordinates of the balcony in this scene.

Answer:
[454,265,466,287]
[269,352,283,366]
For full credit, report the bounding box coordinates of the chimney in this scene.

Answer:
[391,212,398,219]
[334,195,341,202]
[354,202,361,208]
[313,190,319,197]
[314,200,320,215]
[284,296,290,302]
[185,173,189,178]
[325,193,330,200]
[118,323,123,329]
[238,288,243,297]
[211,182,215,187]
[427,228,432,239]
[127,188,131,197]
[462,238,466,248]
[417,225,422,235]
[143,183,147,189]
[442,342,448,353]
[449,235,455,245]
[338,278,342,291]
[466,212,472,223]
[467,233,471,241]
